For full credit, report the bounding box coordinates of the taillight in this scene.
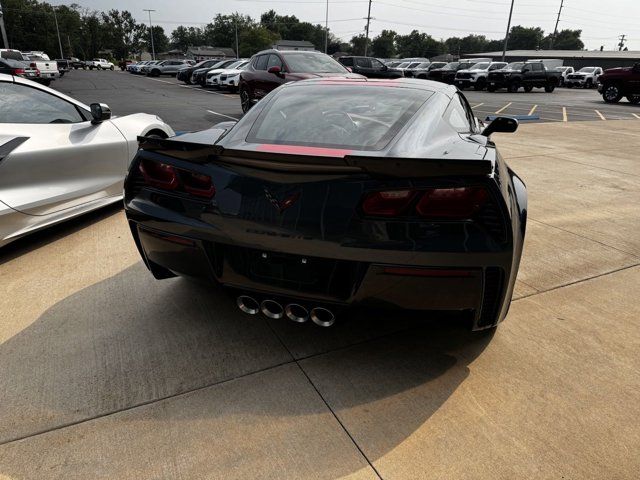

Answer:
[139,159,179,190]
[361,187,488,219]
[13,68,25,75]
[138,158,215,199]
[416,187,487,219]
[181,171,215,198]
[361,190,417,216]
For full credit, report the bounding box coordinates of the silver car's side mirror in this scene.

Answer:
[90,103,111,124]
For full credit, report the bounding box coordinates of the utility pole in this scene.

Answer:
[52,6,64,58]
[618,34,626,51]
[501,0,515,62]
[364,0,372,56]
[0,1,9,49]
[235,22,239,58]
[143,9,156,60]
[324,0,329,54]
[549,0,564,49]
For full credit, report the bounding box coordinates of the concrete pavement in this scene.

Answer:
[1,120,639,479]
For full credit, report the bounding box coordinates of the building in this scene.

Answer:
[157,49,185,60]
[465,50,640,69]
[186,46,236,61]
[272,40,315,51]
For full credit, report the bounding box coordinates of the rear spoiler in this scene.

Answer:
[137,136,492,178]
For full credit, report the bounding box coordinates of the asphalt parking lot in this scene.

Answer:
[1,71,640,479]
[53,70,640,131]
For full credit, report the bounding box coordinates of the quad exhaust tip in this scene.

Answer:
[310,307,336,327]
[260,299,284,319]
[237,295,260,315]
[285,304,309,323]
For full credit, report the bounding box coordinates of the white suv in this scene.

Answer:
[455,61,507,91]
[87,58,115,70]
[564,67,603,89]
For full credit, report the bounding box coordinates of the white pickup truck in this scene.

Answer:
[22,52,58,86]
[87,58,115,70]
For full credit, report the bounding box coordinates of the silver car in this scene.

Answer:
[0,73,175,247]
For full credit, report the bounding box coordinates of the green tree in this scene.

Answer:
[396,30,442,57]
[507,26,544,50]
[203,13,254,50]
[260,10,326,51]
[350,34,368,56]
[100,10,146,60]
[371,30,397,58]
[238,26,278,57]
[144,25,169,54]
[170,26,205,51]
[544,29,584,50]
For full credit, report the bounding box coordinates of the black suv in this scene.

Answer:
[428,61,477,84]
[338,56,403,79]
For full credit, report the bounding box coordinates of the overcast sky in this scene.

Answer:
[48,0,640,51]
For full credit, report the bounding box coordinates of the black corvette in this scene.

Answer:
[124,78,527,330]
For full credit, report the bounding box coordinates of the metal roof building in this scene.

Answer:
[466,50,640,69]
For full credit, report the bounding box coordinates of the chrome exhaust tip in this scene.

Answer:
[310,307,335,327]
[261,299,284,319]
[285,304,309,323]
[237,295,260,315]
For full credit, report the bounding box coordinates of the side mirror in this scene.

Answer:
[90,103,111,124]
[381,64,388,71]
[522,68,530,73]
[482,116,518,137]
[268,65,282,76]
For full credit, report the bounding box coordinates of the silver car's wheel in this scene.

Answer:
[240,88,252,113]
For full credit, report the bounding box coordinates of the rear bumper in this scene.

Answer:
[126,211,516,330]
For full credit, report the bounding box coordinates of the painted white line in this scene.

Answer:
[595,109,606,120]
[150,78,174,84]
[471,103,484,108]
[179,85,237,99]
[494,102,512,114]
[528,105,538,116]
[562,107,568,122]
[633,113,640,120]
[206,110,240,121]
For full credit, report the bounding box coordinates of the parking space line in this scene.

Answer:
[472,103,484,108]
[633,114,640,120]
[179,85,238,99]
[495,103,512,114]
[149,78,175,85]
[528,105,538,116]
[206,110,240,121]
[562,107,568,122]
[595,110,606,120]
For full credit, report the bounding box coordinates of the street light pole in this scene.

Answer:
[324,0,329,54]
[143,9,156,60]
[550,0,564,49]
[52,6,64,58]
[364,0,372,56]
[0,2,10,49]
[501,0,515,62]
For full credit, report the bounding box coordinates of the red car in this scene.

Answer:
[238,49,363,113]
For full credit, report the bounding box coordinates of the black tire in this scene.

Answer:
[110,65,114,71]
[544,85,555,93]
[628,95,640,105]
[487,85,496,92]
[89,66,94,70]
[524,85,533,93]
[585,79,593,89]
[240,87,252,113]
[602,83,623,103]
[42,79,51,86]
[474,78,486,91]
[508,82,520,93]
[228,86,238,94]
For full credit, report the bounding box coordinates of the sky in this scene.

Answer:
[48,0,640,51]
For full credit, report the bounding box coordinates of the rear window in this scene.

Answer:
[248,85,433,151]
[282,52,347,74]
[1,50,24,61]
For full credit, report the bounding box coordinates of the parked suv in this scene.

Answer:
[177,59,226,84]
[598,63,640,104]
[337,56,403,78]
[87,58,114,70]
[556,66,574,86]
[404,62,446,79]
[455,61,507,90]
[486,60,562,92]
[238,49,362,113]
[428,60,488,84]
[564,67,603,89]
[146,59,195,77]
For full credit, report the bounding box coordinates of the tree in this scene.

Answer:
[171,26,205,51]
[544,29,584,50]
[260,10,326,51]
[507,26,544,50]
[144,25,169,54]
[100,10,146,59]
[203,13,254,50]
[238,26,278,57]
[396,30,441,58]
[371,30,397,58]
[350,34,368,56]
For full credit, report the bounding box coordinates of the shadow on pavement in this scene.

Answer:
[0,261,493,474]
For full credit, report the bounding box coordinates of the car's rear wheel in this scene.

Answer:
[487,85,496,92]
[110,65,114,71]
[585,79,593,89]
[474,78,486,91]
[545,85,555,93]
[240,87,252,113]
[508,81,520,93]
[524,85,533,93]
[602,83,623,103]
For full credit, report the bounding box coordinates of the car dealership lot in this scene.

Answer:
[1,72,640,479]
